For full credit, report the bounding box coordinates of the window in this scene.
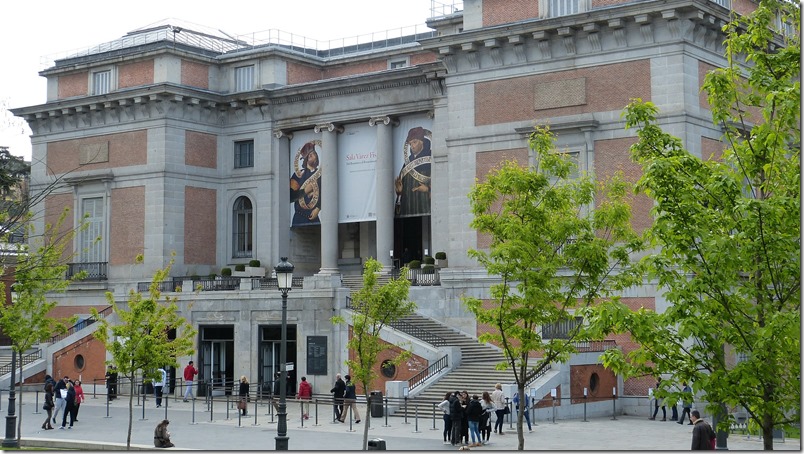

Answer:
[540,0,587,18]
[709,0,730,8]
[235,65,254,92]
[388,57,409,69]
[80,197,105,264]
[92,70,111,95]
[775,13,796,38]
[234,140,254,168]
[541,316,583,339]
[233,196,253,258]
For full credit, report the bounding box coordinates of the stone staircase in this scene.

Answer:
[341,274,393,293]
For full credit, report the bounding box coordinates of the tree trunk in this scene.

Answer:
[16,361,23,442]
[128,378,134,450]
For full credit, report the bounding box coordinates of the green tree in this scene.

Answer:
[584,1,800,449]
[331,258,416,450]
[92,253,196,449]
[0,209,81,441]
[464,127,641,450]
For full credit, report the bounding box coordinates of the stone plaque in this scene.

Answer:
[79,142,109,164]
[534,77,586,110]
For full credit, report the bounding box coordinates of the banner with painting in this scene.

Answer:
[290,132,322,227]
[338,122,377,223]
[393,115,433,218]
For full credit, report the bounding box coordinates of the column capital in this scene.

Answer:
[368,116,399,127]
[273,130,293,140]
[314,122,344,134]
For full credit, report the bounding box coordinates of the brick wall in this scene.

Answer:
[185,130,217,169]
[569,364,617,402]
[475,60,651,126]
[410,52,438,65]
[483,0,538,26]
[58,72,88,99]
[324,61,387,79]
[51,335,108,389]
[594,137,653,234]
[732,0,758,17]
[698,60,719,110]
[591,0,632,7]
[474,148,528,249]
[118,59,154,89]
[110,186,145,266]
[181,60,210,90]
[287,61,323,85]
[184,186,217,265]
[46,130,148,175]
[44,193,75,263]
[346,332,428,395]
[701,137,725,161]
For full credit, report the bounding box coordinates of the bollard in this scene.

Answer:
[251,398,259,426]
[140,391,148,421]
[190,395,198,425]
[164,392,168,420]
[210,391,214,422]
[313,398,319,426]
[611,388,617,420]
[382,397,390,427]
[403,396,409,424]
[34,390,40,415]
[552,396,556,424]
[431,402,438,430]
[507,398,513,429]
[237,405,242,427]
[583,391,588,422]
[226,394,231,420]
[346,403,355,432]
[93,381,96,399]
[413,404,420,433]
[300,400,305,428]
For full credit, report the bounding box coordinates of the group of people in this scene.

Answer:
[330,373,360,423]
[650,378,696,424]
[437,383,514,448]
[650,378,717,450]
[42,375,84,430]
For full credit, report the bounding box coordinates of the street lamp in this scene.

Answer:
[274,257,294,451]
[2,349,18,448]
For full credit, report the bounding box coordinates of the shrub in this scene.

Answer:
[221,267,232,277]
[249,259,261,267]
[235,264,246,272]
[408,260,422,269]
[435,251,447,260]
[422,264,435,274]
[208,273,217,279]
[423,256,435,265]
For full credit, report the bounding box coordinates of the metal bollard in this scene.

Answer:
[34,390,40,414]
[300,400,305,428]
[551,396,556,424]
[583,393,588,422]
[226,394,231,420]
[190,396,198,425]
[140,390,148,421]
[210,391,214,422]
[92,381,96,399]
[252,398,259,426]
[413,404,420,433]
[403,396,409,424]
[431,402,438,430]
[164,392,169,420]
[611,389,617,420]
[382,397,390,427]
[104,392,111,418]
[507,398,513,429]
[313,398,319,426]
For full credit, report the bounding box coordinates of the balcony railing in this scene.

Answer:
[49,305,113,344]
[66,261,108,280]
[137,280,181,293]
[251,277,304,290]
[391,267,441,286]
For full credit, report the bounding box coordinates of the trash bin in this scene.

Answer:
[370,391,383,417]
[367,438,386,450]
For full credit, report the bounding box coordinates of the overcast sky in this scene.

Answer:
[0,0,442,161]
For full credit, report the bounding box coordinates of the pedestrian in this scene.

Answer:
[512,390,532,432]
[480,391,494,444]
[272,372,282,412]
[105,366,118,401]
[436,392,452,445]
[449,391,465,446]
[297,376,312,419]
[155,366,167,408]
[60,381,76,429]
[182,360,198,402]
[690,410,716,450]
[650,377,666,421]
[338,374,361,423]
[41,382,54,430]
[153,419,175,448]
[466,394,483,447]
[238,375,250,416]
[73,380,85,422]
[491,383,507,435]
[330,373,346,421]
[678,382,693,425]
[53,376,68,424]
[460,391,470,445]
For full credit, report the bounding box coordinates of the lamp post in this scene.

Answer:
[274,257,294,451]
[2,350,18,448]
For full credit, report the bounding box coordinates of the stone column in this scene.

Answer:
[273,130,293,262]
[369,116,397,271]
[315,122,342,275]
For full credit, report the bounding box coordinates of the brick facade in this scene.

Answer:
[118,59,154,89]
[185,130,217,169]
[483,0,538,27]
[110,186,145,266]
[286,61,323,85]
[184,186,217,265]
[181,59,210,89]
[57,71,88,99]
[593,137,653,234]
[474,148,529,249]
[46,130,148,175]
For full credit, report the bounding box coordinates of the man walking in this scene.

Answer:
[105,366,118,401]
[183,361,198,401]
[155,366,167,408]
[330,373,346,421]
[690,410,716,450]
[338,375,360,423]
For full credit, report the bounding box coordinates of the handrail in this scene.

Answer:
[524,363,552,387]
[252,276,304,290]
[49,305,113,344]
[408,354,449,392]
[569,340,617,352]
[345,296,447,347]
[0,349,42,376]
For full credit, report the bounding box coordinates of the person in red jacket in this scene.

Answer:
[296,376,313,419]
[183,361,198,402]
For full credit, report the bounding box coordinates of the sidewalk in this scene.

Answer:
[12,395,800,451]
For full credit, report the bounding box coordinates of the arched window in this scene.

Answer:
[233,196,253,258]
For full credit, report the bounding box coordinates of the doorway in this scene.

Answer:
[259,325,297,396]
[395,215,431,265]
[198,325,234,397]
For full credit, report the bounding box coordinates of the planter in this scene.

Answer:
[435,259,448,268]
[246,266,266,277]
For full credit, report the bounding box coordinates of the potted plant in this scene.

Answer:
[422,263,435,274]
[408,260,421,269]
[232,264,248,277]
[246,259,266,277]
[435,251,448,268]
[221,267,232,277]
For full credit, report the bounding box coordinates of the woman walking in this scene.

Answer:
[73,380,85,422]
[238,376,250,416]
[491,383,507,435]
[437,392,452,444]
[480,391,494,444]
[41,382,54,430]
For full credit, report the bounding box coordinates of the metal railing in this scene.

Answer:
[66,261,108,280]
[408,354,449,392]
[524,364,553,387]
[136,280,181,293]
[345,296,447,346]
[0,349,42,376]
[251,276,304,290]
[570,340,617,352]
[48,305,113,344]
[191,277,242,291]
[391,267,441,286]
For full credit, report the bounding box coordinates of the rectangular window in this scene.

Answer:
[80,197,105,263]
[389,58,409,69]
[541,316,583,339]
[710,0,730,7]
[235,65,254,92]
[234,140,254,168]
[548,0,579,17]
[92,70,111,95]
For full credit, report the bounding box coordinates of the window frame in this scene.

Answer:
[234,65,255,92]
[91,68,114,96]
[232,195,253,259]
[234,140,254,169]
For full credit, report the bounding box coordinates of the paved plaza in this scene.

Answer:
[8,395,800,451]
